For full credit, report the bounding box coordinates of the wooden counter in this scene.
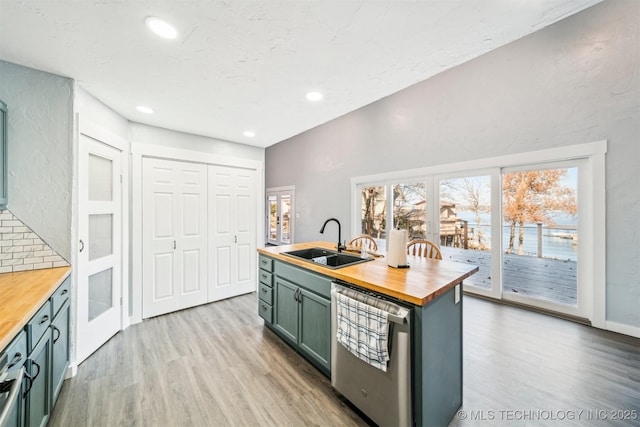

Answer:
[0,266,71,350]
[258,241,478,306]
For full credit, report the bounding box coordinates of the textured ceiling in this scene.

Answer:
[0,0,601,148]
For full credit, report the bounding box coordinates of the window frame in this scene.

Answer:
[351,141,606,326]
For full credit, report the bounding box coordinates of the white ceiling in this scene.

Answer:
[0,0,600,148]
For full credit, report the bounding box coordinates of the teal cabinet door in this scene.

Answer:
[26,333,51,427]
[51,301,70,407]
[274,278,299,344]
[298,289,331,372]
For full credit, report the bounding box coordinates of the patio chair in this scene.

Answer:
[407,239,442,260]
[348,235,378,252]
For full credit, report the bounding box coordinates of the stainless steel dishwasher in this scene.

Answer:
[331,282,412,427]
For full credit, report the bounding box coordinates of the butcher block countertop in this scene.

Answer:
[258,241,478,306]
[0,266,71,350]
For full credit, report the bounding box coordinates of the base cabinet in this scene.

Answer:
[297,288,330,371]
[26,334,51,427]
[259,256,331,375]
[51,301,70,406]
[1,276,70,427]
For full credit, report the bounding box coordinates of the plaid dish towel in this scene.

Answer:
[335,291,390,372]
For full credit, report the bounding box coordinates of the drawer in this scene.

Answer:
[27,300,51,353]
[258,270,273,287]
[3,330,27,372]
[258,301,273,324]
[258,282,273,305]
[51,276,71,317]
[259,255,274,272]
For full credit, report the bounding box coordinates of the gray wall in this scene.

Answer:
[265,1,639,327]
[0,61,74,261]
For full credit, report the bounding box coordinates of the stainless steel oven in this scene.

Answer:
[0,352,24,427]
[331,281,412,427]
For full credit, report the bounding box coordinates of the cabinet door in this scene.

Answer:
[26,333,51,427]
[274,278,299,344]
[298,289,331,372]
[51,301,70,407]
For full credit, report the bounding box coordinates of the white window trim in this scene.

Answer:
[266,185,296,245]
[351,141,606,328]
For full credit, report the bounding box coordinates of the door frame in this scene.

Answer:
[72,118,129,370]
[130,142,264,324]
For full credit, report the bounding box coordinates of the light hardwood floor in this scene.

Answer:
[50,293,640,427]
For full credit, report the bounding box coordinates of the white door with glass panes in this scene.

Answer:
[142,158,208,318]
[266,187,294,245]
[77,135,123,364]
[209,165,257,301]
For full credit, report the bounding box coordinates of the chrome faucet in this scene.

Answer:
[320,218,346,252]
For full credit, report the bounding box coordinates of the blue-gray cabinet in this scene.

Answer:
[257,255,274,324]
[259,256,332,375]
[26,329,51,427]
[1,276,70,427]
[50,280,70,407]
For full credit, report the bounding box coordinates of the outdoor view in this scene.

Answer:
[360,166,579,306]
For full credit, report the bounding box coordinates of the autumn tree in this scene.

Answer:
[503,170,577,255]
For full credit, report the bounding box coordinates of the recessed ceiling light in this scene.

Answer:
[145,17,177,39]
[243,131,256,137]
[136,105,154,114]
[306,91,323,102]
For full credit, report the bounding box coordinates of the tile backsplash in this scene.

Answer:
[0,210,69,273]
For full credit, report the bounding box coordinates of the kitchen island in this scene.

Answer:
[257,241,478,427]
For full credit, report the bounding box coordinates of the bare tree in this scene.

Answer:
[393,183,426,239]
[362,186,386,238]
[459,178,491,247]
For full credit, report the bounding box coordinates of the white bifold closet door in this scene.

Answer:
[209,165,257,302]
[142,158,208,318]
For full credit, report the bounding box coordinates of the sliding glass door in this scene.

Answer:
[500,162,581,315]
[355,157,590,319]
[438,173,496,294]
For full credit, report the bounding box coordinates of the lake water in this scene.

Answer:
[456,211,577,261]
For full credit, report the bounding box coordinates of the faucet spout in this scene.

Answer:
[320,218,346,252]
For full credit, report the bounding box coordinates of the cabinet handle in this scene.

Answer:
[23,360,40,397]
[38,315,50,325]
[261,287,267,293]
[7,352,22,369]
[53,325,61,343]
[61,289,69,296]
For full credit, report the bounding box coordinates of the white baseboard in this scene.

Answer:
[604,320,640,339]
[65,364,78,379]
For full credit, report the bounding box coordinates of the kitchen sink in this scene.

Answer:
[283,247,373,269]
